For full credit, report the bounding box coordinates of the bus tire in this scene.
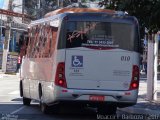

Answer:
[97,104,117,115]
[23,97,31,106]
[39,85,51,114]
[38,84,42,99]
[20,80,23,97]
[40,101,51,114]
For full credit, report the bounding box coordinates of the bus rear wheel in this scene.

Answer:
[40,100,51,114]
[39,85,50,114]
[23,97,31,106]
[19,81,23,97]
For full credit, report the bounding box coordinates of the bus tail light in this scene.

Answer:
[55,62,67,88]
[129,65,139,90]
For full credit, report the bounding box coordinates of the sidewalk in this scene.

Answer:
[140,73,160,80]
[119,99,160,115]
[0,69,19,78]
[119,81,160,115]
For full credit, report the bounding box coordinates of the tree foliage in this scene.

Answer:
[24,0,37,16]
[24,0,71,18]
[100,0,160,35]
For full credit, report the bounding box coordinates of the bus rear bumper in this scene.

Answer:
[48,87,138,108]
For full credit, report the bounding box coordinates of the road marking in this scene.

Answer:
[8,90,19,95]
[10,106,26,114]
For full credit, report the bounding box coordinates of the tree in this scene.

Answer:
[99,0,160,36]
[24,0,39,18]
[149,0,160,33]
[117,0,159,34]
[24,0,72,19]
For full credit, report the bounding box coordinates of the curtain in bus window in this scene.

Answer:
[66,21,135,51]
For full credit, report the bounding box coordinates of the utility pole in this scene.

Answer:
[2,0,13,72]
[147,33,159,101]
[153,33,159,100]
[57,0,60,7]
[59,0,64,8]
[147,34,154,101]
[78,0,81,7]
[22,0,24,23]
[0,14,2,40]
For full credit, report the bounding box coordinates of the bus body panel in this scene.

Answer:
[21,57,55,100]
[65,48,133,91]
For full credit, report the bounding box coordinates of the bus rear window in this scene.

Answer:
[66,21,137,51]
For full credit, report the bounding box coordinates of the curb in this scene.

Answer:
[118,107,160,115]
[0,73,19,78]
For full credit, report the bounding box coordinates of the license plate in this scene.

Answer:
[89,95,105,101]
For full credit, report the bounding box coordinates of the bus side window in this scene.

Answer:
[31,27,38,58]
[26,23,58,58]
[27,28,34,58]
[26,30,30,58]
[41,24,58,57]
[45,25,52,57]
[34,24,44,58]
[50,27,58,55]
[30,26,36,58]
[41,24,48,58]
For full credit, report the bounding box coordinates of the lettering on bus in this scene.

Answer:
[113,70,130,76]
[121,56,130,61]
[82,38,119,48]
[67,22,97,43]
[86,40,114,45]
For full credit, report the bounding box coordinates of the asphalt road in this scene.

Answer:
[0,73,142,120]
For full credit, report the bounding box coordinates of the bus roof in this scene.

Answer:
[44,8,115,18]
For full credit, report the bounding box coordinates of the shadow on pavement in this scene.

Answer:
[138,92,160,101]
[0,103,97,120]
[11,98,23,102]
[136,93,160,112]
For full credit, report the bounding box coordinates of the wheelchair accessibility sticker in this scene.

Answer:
[72,56,83,67]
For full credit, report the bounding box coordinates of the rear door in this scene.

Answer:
[65,49,133,90]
